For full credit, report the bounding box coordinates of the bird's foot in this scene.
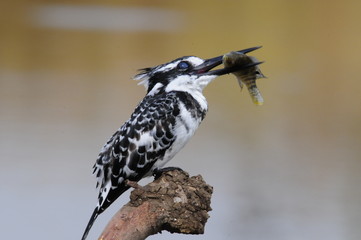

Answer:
[125,180,141,189]
[153,167,184,180]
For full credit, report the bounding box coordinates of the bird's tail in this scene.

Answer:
[81,207,99,240]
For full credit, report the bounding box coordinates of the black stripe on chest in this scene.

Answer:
[174,91,207,120]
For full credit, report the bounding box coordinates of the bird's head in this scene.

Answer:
[134,46,262,95]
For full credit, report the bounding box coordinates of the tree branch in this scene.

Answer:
[98,170,213,240]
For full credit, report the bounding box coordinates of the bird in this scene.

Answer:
[81,46,262,240]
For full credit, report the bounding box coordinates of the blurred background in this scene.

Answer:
[1,0,360,240]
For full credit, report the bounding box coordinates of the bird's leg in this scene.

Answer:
[153,167,184,180]
[125,180,141,189]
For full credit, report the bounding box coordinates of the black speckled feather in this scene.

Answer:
[93,92,183,213]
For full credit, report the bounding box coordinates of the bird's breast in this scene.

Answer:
[151,98,204,171]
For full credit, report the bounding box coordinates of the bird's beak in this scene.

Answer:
[192,46,263,76]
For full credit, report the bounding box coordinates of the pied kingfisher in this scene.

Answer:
[81,47,261,240]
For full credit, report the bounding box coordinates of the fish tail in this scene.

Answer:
[247,85,264,105]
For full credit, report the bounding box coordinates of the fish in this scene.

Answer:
[223,51,266,105]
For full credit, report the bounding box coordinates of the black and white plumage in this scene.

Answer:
[81,47,262,240]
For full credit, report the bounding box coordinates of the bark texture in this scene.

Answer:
[99,169,213,240]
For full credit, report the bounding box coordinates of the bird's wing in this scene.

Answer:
[81,93,179,240]
[93,92,178,213]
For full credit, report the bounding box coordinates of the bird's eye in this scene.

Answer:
[177,61,190,70]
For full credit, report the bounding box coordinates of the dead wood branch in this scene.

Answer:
[99,170,213,240]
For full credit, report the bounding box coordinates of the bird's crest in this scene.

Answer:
[134,67,153,89]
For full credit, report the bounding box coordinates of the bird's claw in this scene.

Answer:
[153,167,184,180]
